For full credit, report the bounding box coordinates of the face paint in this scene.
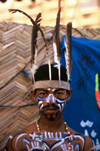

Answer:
[36,93,67,119]
[52,89,55,92]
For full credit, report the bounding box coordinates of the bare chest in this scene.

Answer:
[12,131,85,151]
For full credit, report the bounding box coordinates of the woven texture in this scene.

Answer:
[0,22,100,150]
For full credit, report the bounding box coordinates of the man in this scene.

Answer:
[5,64,95,151]
[5,9,95,151]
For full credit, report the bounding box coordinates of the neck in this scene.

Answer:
[38,112,64,132]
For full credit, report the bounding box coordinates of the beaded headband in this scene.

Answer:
[9,9,72,90]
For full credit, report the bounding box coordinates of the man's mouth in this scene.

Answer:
[45,109,56,114]
[46,107,56,110]
[43,106,59,114]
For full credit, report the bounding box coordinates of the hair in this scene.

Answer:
[34,64,68,82]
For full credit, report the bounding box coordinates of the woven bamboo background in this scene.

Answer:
[0,22,100,150]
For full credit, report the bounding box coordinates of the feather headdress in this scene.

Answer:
[9,9,72,90]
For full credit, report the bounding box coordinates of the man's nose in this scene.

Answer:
[47,94,55,103]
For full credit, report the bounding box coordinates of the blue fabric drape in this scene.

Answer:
[61,35,100,150]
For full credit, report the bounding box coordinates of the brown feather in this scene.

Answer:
[9,9,51,80]
[31,13,42,64]
[8,9,46,48]
[55,8,61,60]
[53,9,61,81]
[8,9,38,28]
[66,22,72,79]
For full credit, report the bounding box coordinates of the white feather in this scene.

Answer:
[34,45,38,64]
[30,64,38,82]
[53,41,58,64]
[48,59,51,80]
[64,39,70,81]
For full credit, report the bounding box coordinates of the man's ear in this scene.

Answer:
[30,90,38,102]
[66,89,73,101]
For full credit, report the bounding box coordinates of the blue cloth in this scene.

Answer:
[61,35,100,150]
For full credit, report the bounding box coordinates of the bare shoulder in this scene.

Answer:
[68,126,95,151]
[5,122,37,151]
[4,130,26,151]
[84,135,95,151]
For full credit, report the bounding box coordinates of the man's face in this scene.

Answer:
[36,88,67,119]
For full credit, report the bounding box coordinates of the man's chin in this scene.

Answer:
[46,114,56,119]
[44,111,60,119]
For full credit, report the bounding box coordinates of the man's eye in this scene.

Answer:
[39,92,47,96]
[56,92,63,95]
[40,93,46,95]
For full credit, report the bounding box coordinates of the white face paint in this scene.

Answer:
[36,93,67,119]
[36,88,67,119]
[9,135,13,139]
[52,89,55,92]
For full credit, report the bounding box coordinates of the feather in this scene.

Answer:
[53,40,58,63]
[9,9,51,80]
[55,8,61,60]
[8,9,38,28]
[31,13,41,82]
[53,8,61,81]
[8,9,46,48]
[66,22,72,81]
[31,13,41,64]
[64,39,69,80]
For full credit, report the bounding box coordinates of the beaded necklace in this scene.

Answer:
[36,117,72,151]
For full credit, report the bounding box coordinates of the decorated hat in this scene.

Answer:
[9,8,72,90]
